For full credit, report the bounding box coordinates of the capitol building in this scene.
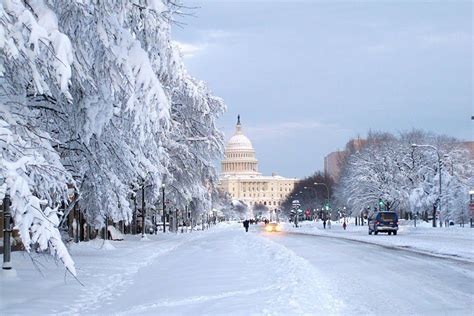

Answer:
[219,116,297,210]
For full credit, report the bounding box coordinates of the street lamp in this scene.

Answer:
[314,182,330,217]
[412,143,445,228]
[314,182,330,203]
[161,183,166,233]
[154,201,158,235]
[141,179,146,238]
[303,186,319,220]
[2,194,13,273]
[303,186,319,197]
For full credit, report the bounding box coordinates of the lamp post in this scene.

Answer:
[131,192,137,234]
[161,183,166,233]
[303,186,318,221]
[412,144,444,228]
[186,200,192,231]
[314,182,330,218]
[303,185,318,202]
[154,199,161,235]
[176,208,180,233]
[314,182,330,203]
[141,181,146,238]
[2,194,13,272]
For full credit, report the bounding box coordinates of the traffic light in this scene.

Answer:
[378,199,384,211]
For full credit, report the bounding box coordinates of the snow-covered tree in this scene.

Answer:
[230,200,249,220]
[1,0,226,275]
[335,130,473,224]
[1,0,76,275]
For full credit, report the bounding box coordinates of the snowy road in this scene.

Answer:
[266,231,474,315]
[2,222,473,315]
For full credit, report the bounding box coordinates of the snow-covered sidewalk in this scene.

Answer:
[1,222,345,315]
[283,220,474,262]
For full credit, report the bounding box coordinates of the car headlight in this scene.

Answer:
[275,225,281,232]
[265,226,273,232]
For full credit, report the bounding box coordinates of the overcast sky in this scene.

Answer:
[172,0,473,179]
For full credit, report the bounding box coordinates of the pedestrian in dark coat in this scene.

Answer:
[343,221,347,230]
[243,220,249,232]
[323,219,327,229]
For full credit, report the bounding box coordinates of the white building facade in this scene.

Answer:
[219,116,297,209]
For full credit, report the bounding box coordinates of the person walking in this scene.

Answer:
[343,221,347,230]
[243,219,249,232]
[323,219,326,229]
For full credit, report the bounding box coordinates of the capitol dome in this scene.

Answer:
[221,115,260,176]
[226,128,254,151]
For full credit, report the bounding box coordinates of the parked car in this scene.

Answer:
[368,212,398,235]
[265,222,281,232]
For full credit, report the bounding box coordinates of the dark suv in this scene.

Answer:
[368,212,399,235]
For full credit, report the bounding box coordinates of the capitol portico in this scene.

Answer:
[219,116,297,209]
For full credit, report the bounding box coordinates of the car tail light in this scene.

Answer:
[376,221,380,225]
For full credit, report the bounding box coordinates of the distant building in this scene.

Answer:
[345,137,367,154]
[462,141,474,159]
[324,151,346,182]
[324,137,367,182]
[219,116,298,209]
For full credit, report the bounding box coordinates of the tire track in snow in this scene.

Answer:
[241,231,346,315]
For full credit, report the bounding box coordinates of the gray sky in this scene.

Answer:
[172,0,473,178]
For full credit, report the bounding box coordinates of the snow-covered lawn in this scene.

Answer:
[283,219,474,262]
